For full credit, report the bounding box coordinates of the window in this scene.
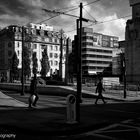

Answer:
[50,53,53,58]
[54,53,58,58]
[17,42,20,48]
[49,37,52,42]
[42,37,45,42]
[50,69,53,74]
[17,50,20,56]
[54,61,58,66]
[54,38,57,43]
[33,44,37,49]
[50,61,53,66]
[50,45,53,50]
[55,46,58,51]
[63,46,66,52]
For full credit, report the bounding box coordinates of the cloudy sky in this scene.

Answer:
[0,0,132,40]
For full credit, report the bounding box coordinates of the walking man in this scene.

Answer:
[95,79,106,104]
[28,75,39,108]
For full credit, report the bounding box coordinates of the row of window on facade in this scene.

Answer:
[82,60,111,64]
[83,66,109,70]
[14,42,66,52]
[8,42,66,53]
[11,26,65,39]
[15,33,67,45]
[82,41,118,48]
[8,49,66,60]
[82,48,112,54]
[50,60,59,66]
[82,54,112,59]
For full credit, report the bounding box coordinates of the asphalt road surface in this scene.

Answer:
[1,89,140,139]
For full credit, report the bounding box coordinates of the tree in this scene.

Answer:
[23,45,31,80]
[40,48,50,78]
[32,52,38,77]
[11,52,19,82]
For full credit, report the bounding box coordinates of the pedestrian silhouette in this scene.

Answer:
[28,75,39,108]
[95,79,106,104]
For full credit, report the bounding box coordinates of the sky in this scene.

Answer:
[0,0,132,41]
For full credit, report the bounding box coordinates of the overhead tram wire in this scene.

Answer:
[37,0,100,24]
[65,14,132,33]
[37,7,79,24]
[83,7,97,22]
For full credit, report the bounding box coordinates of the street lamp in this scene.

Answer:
[21,26,25,96]
[59,29,64,81]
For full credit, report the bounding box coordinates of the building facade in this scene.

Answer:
[125,0,140,83]
[72,27,119,75]
[0,23,69,82]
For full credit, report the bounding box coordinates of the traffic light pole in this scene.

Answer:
[123,55,126,98]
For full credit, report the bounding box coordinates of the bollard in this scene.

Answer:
[66,94,77,124]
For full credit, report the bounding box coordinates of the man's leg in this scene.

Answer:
[95,95,99,104]
[101,94,106,104]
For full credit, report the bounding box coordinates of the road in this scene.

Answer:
[1,89,140,139]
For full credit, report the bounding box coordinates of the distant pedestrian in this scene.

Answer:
[28,76,39,108]
[95,79,106,104]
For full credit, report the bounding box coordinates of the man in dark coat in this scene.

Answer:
[95,79,106,104]
[28,76,39,107]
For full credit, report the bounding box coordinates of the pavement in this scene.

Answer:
[61,85,140,101]
[0,86,140,139]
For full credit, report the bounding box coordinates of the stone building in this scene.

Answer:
[0,23,69,82]
[125,0,140,83]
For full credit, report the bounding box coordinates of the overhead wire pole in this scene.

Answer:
[77,2,83,105]
[42,4,96,123]
[76,18,80,122]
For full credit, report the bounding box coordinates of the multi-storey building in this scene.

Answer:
[72,27,119,75]
[0,23,69,82]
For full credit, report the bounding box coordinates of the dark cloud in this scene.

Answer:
[0,0,30,16]
[100,0,132,17]
[0,0,133,40]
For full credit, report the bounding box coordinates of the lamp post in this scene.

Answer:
[21,26,25,96]
[59,29,64,81]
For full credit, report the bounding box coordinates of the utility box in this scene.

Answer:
[66,94,77,124]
